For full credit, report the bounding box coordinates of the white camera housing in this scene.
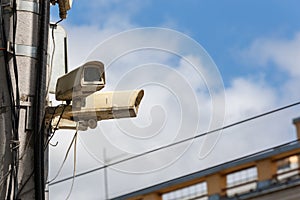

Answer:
[49,60,145,131]
[73,89,145,121]
[55,61,105,102]
[48,90,144,131]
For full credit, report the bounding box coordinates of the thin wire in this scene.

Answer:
[18,112,47,161]
[48,130,78,184]
[16,114,48,198]
[103,149,109,200]
[0,1,15,198]
[44,104,67,151]
[44,106,65,149]
[65,128,78,200]
[0,7,17,196]
[16,170,34,199]
[14,113,49,197]
[49,138,300,187]
[11,0,20,198]
[48,100,300,186]
[0,169,12,187]
[50,141,59,147]
[49,105,60,128]
[46,18,63,95]
[18,132,34,160]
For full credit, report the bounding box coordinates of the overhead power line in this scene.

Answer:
[48,100,300,186]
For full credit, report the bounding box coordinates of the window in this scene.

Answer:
[277,155,299,181]
[163,182,207,200]
[226,167,257,197]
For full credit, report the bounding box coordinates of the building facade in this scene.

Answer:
[112,117,300,200]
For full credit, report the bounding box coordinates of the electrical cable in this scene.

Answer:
[48,100,300,186]
[11,0,21,198]
[16,113,47,198]
[16,171,34,199]
[0,1,16,126]
[48,130,78,184]
[33,1,51,198]
[44,104,67,151]
[65,127,78,200]
[49,138,300,187]
[0,0,20,198]
[0,0,49,198]
[0,169,12,188]
[46,18,63,96]
[18,110,49,162]
[18,103,66,196]
[18,132,34,161]
[32,0,50,200]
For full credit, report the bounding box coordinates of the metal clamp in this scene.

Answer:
[17,0,39,14]
[1,0,39,14]
[20,97,33,131]
[7,41,37,58]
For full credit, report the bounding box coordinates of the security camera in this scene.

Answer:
[83,89,144,118]
[48,90,144,131]
[55,61,105,102]
[50,61,145,131]
[71,89,144,129]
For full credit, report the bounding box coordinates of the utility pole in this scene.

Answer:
[1,1,142,199]
[0,0,50,199]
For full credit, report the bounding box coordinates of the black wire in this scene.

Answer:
[0,5,13,197]
[0,3,15,119]
[49,138,300,187]
[21,106,66,197]
[14,103,65,198]
[0,169,12,187]
[46,18,63,95]
[48,101,300,186]
[11,1,20,198]
[44,105,67,151]
[0,0,20,198]
[16,171,34,199]
[112,138,300,200]
[16,114,47,198]
[33,1,50,199]
[48,129,78,184]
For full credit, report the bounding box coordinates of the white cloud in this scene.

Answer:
[99,72,299,199]
[225,77,277,122]
[240,31,300,104]
[49,2,300,199]
[242,32,300,77]
[62,0,147,69]
[65,24,129,68]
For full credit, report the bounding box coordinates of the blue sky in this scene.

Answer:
[51,0,300,87]
[49,1,300,199]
